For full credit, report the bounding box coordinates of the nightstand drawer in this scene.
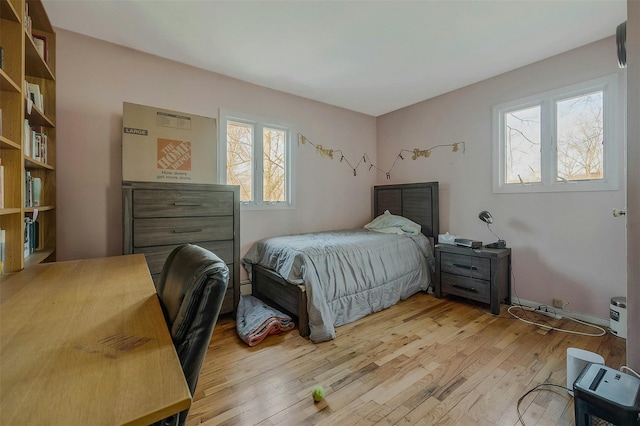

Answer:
[440,252,491,280]
[440,273,490,304]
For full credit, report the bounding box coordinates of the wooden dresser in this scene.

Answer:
[123,181,240,315]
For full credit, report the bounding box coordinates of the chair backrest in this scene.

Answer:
[154,243,229,426]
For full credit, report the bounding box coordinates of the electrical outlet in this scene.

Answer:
[553,298,563,308]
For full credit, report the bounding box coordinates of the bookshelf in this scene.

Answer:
[0,0,56,274]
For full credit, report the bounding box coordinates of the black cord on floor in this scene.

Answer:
[516,383,571,425]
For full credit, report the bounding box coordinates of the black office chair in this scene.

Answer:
[153,244,229,426]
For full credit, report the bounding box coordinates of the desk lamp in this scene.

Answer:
[478,211,506,248]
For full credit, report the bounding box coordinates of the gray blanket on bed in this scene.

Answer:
[242,229,433,343]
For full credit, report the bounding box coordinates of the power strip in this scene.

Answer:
[535,309,562,320]
[515,298,609,327]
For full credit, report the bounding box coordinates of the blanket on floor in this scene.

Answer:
[236,295,295,346]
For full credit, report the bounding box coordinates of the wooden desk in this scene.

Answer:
[0,254,191,425]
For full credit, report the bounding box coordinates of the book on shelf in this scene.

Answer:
[24,218,30,258]
[23,217,39,259]
[32,35,48,63]
[41,133,48,163]
[32,177,42,207]
[0,158,4,209]
[43,135,48,163]
[0,228,5,274]
[33,132,42,161]
[24,3,33,36]
[27,83,43,112]
[25,173,43,208]
[25,171,32,207]
[32,128,48,163]
[24,119,31,157]
[0,46,4,69]
[23,122,48,163]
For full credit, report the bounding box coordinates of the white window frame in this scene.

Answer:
[492,74,620,193]
[218,109,294,209]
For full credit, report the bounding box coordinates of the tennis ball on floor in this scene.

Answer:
[312,385,325,402]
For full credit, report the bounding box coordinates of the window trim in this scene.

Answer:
[492,74,620,194]
[219,109,294,209]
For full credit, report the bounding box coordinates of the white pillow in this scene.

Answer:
[364,210,421,235]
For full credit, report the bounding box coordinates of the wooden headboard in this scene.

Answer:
[373,182,440,240]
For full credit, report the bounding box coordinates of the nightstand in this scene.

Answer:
[434,244,511,314]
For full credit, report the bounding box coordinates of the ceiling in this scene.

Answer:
[42,0,627,117]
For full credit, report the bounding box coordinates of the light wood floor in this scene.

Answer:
[186,293,626,426]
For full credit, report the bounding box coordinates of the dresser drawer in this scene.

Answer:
[440,272,490,304]
[135,241,235,275]
[133,217,234,247]
[133,190,235,218]
[440,252,491,281]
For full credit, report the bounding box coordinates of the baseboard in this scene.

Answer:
[513,298,609,327]
[239,284,609,327]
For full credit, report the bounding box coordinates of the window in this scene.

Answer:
[492,75,619,193]
[219,110,292,207]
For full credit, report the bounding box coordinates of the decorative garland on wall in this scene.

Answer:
[298,132,465,179]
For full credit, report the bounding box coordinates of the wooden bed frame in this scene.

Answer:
[251,182,440,338]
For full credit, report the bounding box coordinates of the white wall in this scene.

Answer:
[377,37,627,322]
[56,29,628,324]
[55,29,377,272]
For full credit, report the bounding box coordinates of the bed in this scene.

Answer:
[242,182,439,342]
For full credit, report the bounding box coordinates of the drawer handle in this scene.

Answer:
[452,263,478,271]
[173,228,203,234]
[173,202,202,206]
[452,283,478,293]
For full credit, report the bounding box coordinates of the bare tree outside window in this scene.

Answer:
[263,128,286,202]
[504,91,604,185]
[505,105,541,184]
[556,91,604,181]
[494,75,617,193]
[224,113,291,205]
[227,121,253,201]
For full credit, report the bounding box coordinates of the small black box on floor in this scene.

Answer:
[573,363,640,426]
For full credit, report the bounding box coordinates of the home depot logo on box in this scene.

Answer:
[157,138,191,171]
